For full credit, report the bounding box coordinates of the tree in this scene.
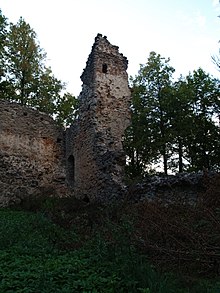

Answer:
[124,82,155,179]
[1,15,77,126]
[125,52,175,177]
[0,9,12,97]
[0,9,7,65]
[184,69,220,171]
[4,17,46,105]
[55,92,79,126]
[33,66,64,115]
[126,56,220,177]
[166,78,193,173]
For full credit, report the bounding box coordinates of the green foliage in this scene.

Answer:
[55,92,79,126]
[0,12,77,126]
[0,206,219,293]
[0,9,11,98]
[3,17,46,105]
[0,9,7,67]
[0,209,171,292]
[125,52,220,178]
[184,69,220,171]
[124,52,175,178]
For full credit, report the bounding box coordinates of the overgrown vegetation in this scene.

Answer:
[0,174,219,292]
[0,209,180,292]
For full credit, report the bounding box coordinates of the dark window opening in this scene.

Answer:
[102,63,108,73]
[67,155,75,187]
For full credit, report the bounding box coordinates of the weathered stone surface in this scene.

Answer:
[127,172,214,205]
[0,100,66,206]
[0,34,131,205]
[66,34,131,202]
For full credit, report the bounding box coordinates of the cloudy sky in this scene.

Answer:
[1,0,220,96]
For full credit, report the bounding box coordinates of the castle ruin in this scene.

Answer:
[0,34,131,206]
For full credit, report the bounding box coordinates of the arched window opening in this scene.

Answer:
[67,155,75,187]
[102,63,108,73]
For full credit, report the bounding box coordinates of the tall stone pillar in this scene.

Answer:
[66,34,131,202]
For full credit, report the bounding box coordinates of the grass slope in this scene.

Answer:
[1,174,220,292]
[0,208,218,293]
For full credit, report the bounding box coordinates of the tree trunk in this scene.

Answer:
[162,144,168,175]
[20,72,25,105]
[178,137,183,173]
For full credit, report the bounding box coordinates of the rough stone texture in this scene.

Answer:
[0,100,66,206]
[66,34,131,202]
[127,172,214,205]
[0,34,131,206]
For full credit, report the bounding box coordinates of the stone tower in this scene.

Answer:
[66,34,131,202]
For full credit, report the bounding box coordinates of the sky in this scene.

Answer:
[1,0,220,96]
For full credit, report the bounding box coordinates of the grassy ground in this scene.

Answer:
[0,174,220,292]
[0,209,182,293]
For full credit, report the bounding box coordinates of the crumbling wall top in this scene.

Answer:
[80,33,128,86]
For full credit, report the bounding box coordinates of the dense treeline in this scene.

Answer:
[124,52,220,178]
[0,9,78,125]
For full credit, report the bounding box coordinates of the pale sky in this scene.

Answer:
[1,0,220,96]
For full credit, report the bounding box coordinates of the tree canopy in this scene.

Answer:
[124,53,220,179]
[0,10,77,126]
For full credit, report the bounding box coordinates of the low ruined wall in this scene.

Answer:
[0,100,66,206]
[127,172,213,205]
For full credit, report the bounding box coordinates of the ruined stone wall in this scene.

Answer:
[0,100,66,206]
[0,34,131,205]
[66,34,131,202]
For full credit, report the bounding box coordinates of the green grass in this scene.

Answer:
[0,208,219,292]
